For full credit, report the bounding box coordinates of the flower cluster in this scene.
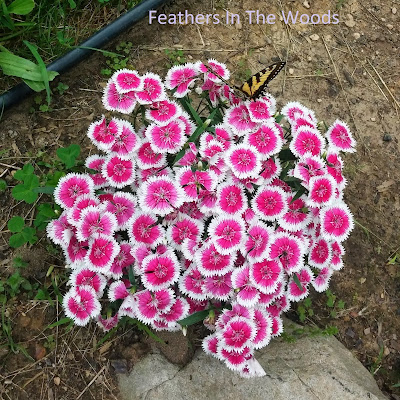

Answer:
[47,59,355,377]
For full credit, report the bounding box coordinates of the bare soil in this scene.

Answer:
[0,0,399,399]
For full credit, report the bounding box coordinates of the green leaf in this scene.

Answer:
[9,232,26,248]
[57,144,80,169]
[7,272,22,294]
[0,179,7,191]
[47,317,73,329]
[34,203,57,229]
[392,382,400,388]
[293,273,303,291]
[12,174,39,203]
[7,0,34,15]
[67,0,76,9]
[32,186,55,194]
[135,320,165,344]
[23,41,54,105]
[275,114,284,123]
[179,96,202,126]
[13,163,34,181]
[8,216,24,233]
[279,148,297,162]
[337,300,345,310]
[0,52,42,81]
[46,170,65,186]
[178,309,210,326]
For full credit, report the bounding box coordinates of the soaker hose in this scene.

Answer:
[0,0,168,111]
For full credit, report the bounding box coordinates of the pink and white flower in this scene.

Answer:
[269,232,305,273]
[165,63,200,97]
[218,316,256,351]
[135,73,165,104]
[138,176,185,216]
[76,206,117,241]
[105,192,136,229]
[216,181,246,216]
[204,272,233,301]
[252,185,287,221]
[289,127,325,157]
[287,267,313,302]
[225,104,257,136]
[201,59,230,82]
[135,288,175,323]
[247,100,272,122]
[63,286,101,326]
[141,251,180,290]
[85,155,108,188]
[330,241,345,270]
[225,144,261,179]
[86,234,120,272]
[208,216,245,255]
[167,217,202,248]
[312,267,333,292]
[309,238,332,269]
[109,241,135,278]
[326,120,356,153]
[249,259,282,294]
[108,280,129,302]
[112,69,143,93]
[54,173,94,209]
[176,167,216,200]
[308,175,336,207]
[146,100,181,125]
[320,203,354,242]
[128,212,164,248]
[195,242,235,277]
[146,120,186,154]
[136,141,166,170]
[102,81,136,114]
[251,309,273,349]
[102,154,135,188]
[245,122,283,159]
[279,196,310,232]
[231,265,260,307]
[245,222,272,262]
[69,268,107,296]
[179,267,207,300]
[110,120,141,155]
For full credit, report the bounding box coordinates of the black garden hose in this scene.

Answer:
[0,0,168,111]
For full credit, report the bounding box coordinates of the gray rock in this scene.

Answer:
[118,325,387,400]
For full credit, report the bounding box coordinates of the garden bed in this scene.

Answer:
[0,0,399,398]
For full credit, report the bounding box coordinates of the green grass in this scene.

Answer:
[0,0,141,91]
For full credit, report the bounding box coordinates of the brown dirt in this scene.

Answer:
[0,0,399,399]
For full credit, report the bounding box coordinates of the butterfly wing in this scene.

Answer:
[240,62,286,100]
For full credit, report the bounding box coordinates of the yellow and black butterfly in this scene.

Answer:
[239,62,286,100]
[205,61,286,101]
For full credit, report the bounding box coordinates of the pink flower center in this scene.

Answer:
[330,214,344,229]
[113,163,127,176]
[231,329,245,342]
[263,196,277,210]
[124,76,136,85]
[226,191,238,206]
[153,262,168,278]
[68,184,83,197]
[208,250,222,266]
[94,245,106,258]
[260,265,274,280]
[237,152,251,165]
[222,225,236,241]
[154,186,171,204]
[315,184,327,197]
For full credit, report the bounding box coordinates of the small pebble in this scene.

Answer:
[364,327,371,335]
[384,347,390,356]
[317,98,322,103]
[172,36,180,44]
[346,327,356,338]
[344,14,356,28]
[392,7,397,14]
[288,68,294,75]
[54,377,61,386]
[310,34,319,41]
[353,32,360,39]
[387,24,393,29]
[303,0,310,8]
[381,17,386,22]
[370,117,376,122]
[383,133,392,142]
[307,56,312,61]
